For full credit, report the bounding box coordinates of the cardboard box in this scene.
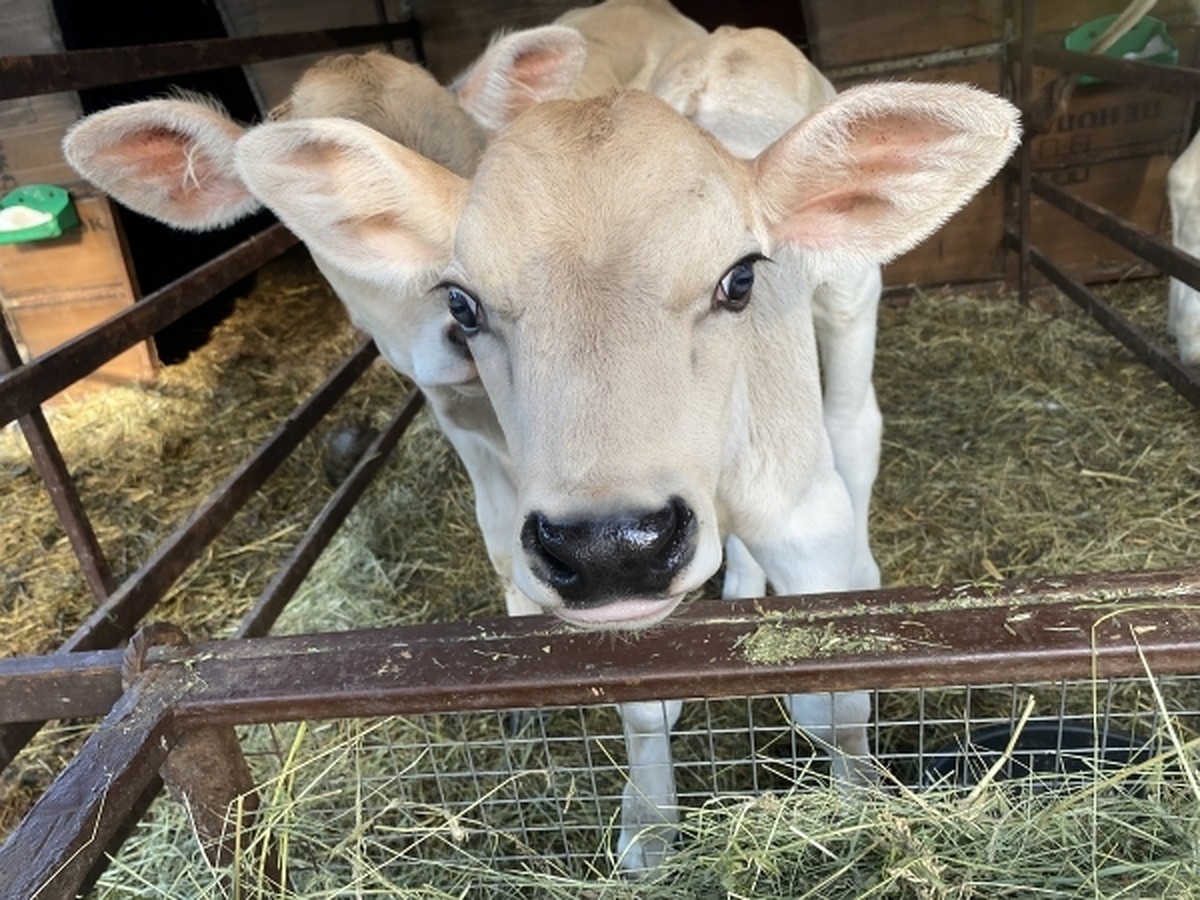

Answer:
[1,193,158,404]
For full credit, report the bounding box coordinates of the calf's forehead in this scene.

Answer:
[454,92,754,300]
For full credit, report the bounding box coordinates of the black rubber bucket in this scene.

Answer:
[923,721,1149,790]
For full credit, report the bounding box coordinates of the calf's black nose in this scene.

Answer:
[522,497,696,608]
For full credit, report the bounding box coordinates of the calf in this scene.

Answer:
[1168,129,1200,366]
[63,4,709,619]
[453,0,704,133]
[232,84,1020,868]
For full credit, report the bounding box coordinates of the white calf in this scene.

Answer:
[1168,129,1200,366]
[231,85,1020,868]
[63,6,707,619]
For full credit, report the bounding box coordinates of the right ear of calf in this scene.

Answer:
[754,82,1022,266]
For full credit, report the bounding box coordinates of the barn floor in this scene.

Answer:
[2,249,1199,895]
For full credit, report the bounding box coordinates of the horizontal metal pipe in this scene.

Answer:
[0,22,418,101]
[8,568,1197,726]
[161,567,1200,724]
[1033,42,1200,99]
[0,649,125,724]
[1029,172,1200,289]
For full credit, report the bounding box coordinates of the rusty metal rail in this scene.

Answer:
[2,566,1198,899]
[0,21,420,101]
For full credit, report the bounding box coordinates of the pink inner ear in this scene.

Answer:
[100,126,215,200]
[766,112,961,252]
[776,190,896,250]
[841,114,958,176]
[510,46,571,94]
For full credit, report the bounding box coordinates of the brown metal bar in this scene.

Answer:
[0,670,181,900]
[6,567,1196,733]
[0,648,125,724]
[160,725,282,887]
[1,567,1196,899]
[0,223,298,429]
[0,318,116,604]
[1034,42,1200,100]
[824,41,1004,83]
[235,386,426,639]
[167,567,1200,727]
[0,22,419,101]
[1005,229,1200,409]
[1030,172,1200,288]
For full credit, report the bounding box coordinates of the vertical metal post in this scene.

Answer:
[1017,0,1035,305]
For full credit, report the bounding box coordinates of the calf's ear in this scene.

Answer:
[62,98,261,230]
[235,118,468,285]
[452,25,588,133]
[754,82,1021,264]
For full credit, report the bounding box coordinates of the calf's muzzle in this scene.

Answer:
[521,497,696,608]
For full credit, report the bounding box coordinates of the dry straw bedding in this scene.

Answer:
[2,250,1199,895]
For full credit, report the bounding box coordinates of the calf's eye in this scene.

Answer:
[444,285,485,335]
[713,254,766,312]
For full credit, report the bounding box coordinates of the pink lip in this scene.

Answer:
[554,595,684,631]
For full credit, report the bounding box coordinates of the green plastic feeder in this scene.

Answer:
[0,184,80,245]
[1064,14,1178,86]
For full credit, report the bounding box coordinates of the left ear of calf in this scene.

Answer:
[754,82,1021,264]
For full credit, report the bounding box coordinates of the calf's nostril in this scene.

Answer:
[523,513,582,589]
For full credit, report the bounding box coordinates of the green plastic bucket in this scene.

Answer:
[0,184,80,245]
[1064,13,1178,86]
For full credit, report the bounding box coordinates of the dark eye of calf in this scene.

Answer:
[440,283,485,335]
[713,254,767,312]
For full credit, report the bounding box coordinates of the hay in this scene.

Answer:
[94,689,1200,898]
[3,253,1200,893]
[870,281,1199,585]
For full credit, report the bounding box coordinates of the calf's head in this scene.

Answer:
[235,85,1019,628]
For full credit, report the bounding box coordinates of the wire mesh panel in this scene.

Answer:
[98,673,1200,897]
